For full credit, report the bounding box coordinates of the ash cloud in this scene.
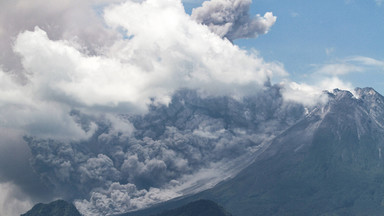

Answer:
[0,0,343,216]
[191,0,276,41]
[0,129,54,216]
[23,88,306,215]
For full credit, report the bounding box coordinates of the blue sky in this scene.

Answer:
[184,0,384,94]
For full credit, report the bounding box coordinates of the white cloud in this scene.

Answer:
[281,81,328,107]
[346,56,384,68]
[281,77,354,107]
[0,0,287,145]
[314,56,384,76]
[315,63,363,76]
[283,55,384,107]
[11,0,286,114]
[0,0,124,79]
[318,76,354,92]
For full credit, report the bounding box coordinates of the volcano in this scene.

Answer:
[124,87,384,216]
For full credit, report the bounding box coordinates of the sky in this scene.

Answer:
[184,0,384,94]
[0,0,383,215]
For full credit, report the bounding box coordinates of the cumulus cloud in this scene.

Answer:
[9,2,285,114]
[282,55,384,107]
[0,0,287,142]
[281,77,355,107]
[281,82,328,107]
[0,0,125,86]
[191,0,276,41]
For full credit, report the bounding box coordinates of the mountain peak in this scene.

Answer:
[355,87,378,96]
[355,87,384,105]
[327,88,355,101]
[324,87,383,104]
[169,86,384,216]
[21,200,81,216]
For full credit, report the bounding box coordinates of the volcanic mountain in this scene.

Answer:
[21,200,81,216]
[123,87,384,216]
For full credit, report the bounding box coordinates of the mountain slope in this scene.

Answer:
[152,199,232,216]
[199,88,384,216]
[21,200,81,216]
[123,87,384,216]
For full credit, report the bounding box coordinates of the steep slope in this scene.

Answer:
[152,199,232,216]
[123,87,384,216]
[199,88,384,216]
[21,200,81,216]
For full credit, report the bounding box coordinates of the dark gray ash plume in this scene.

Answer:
[191,0,276,41]
[25,87,306,215]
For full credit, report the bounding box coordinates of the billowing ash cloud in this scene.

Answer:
[23,88,306,215]
[191,0,276,40]
[0,0,289,215]
[0,128,56,214]
[0,0,354,216]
